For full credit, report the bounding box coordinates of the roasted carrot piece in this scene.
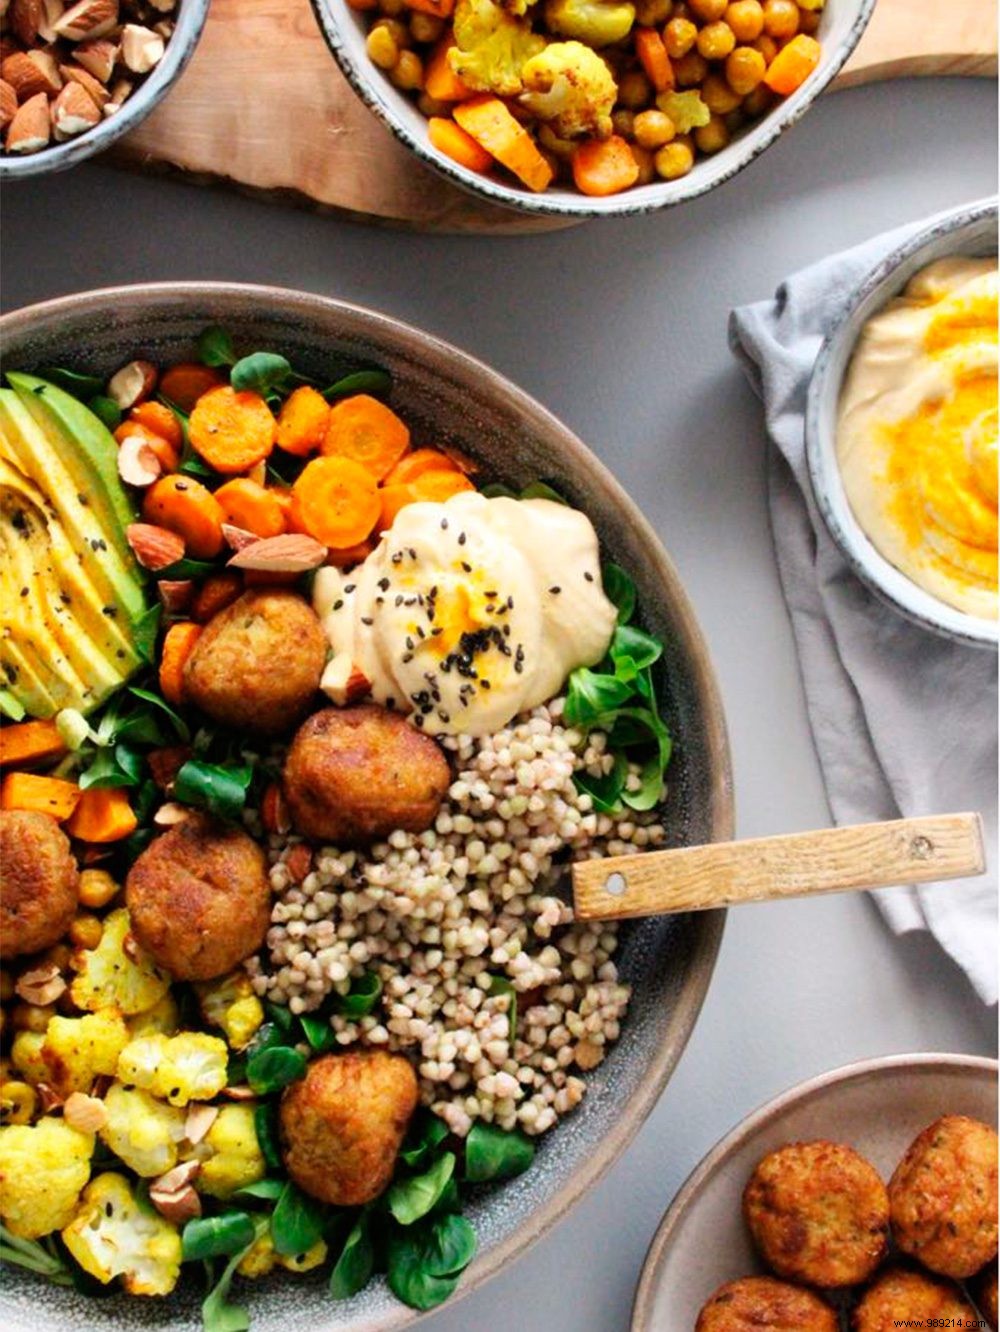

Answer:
[159,621,203,705]
[763,33,821,94]
[65,788,137,843]
[115,421,181,475]
[379,469,474,530]
[405,0,454,15]
[379,484,417,532]
[454,96,553,192]
[276,386,331,458]
[213,478,286,538]
[291,456,381,548]
[188,386,277,475]
[324,538,378,568]
[191,571,244,624]
[0,771,80,821]
[159,363,226,414]
[142,475,225,559]
[129,400,185,451]
[425,34,472,102]
[572,135,640,196]
[636,28,674,92]
[384,448,462,486]
[428,117,493,173]
[320,395,411,481]
[0,719,67,767]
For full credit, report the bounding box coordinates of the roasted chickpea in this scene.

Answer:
[635,0,674,23]
[673,50,709,84]
[69,914,104,951]
[655,138,694,178]
[763,0,799,38]
[611,107,636,138]
[688,0,727,18]
[663,16,698,57]
[390,49,423,89]
[538,123,577,159]
[726,44,766,92]
[798,8,820,33]
[0,972,14,1003]
[417,92,450,116]
[618,67,654,107]
[630,143,657,184]
[695,112,730,153]
[743,80,775,116]
[697,20,736,59]
[725,0,764,41]
[753,32,778,62]
[11,1003,53,1034]
[366,25,399,69]
[372,17,409,46]
[0,1082,37,1126]
[40,943,71,973]
[78,869,119,910]
[701,71,742,112]
[409,11,443,41]
[725,106,746,132]
[633,108,676,148]
[378,0,405,14]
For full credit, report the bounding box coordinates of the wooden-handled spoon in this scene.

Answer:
[572,813,986,921]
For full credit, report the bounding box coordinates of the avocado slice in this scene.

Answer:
[0,381,150,718]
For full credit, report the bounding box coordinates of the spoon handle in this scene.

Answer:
[572,813,986,922]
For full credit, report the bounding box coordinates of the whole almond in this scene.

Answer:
[0,81,16,131]
[60,62,108,107]
[228,533,327,573]
[74,37,116,82]
[53,0,117,42]
[126,522,184,570]
[25,48,63,95]
[5,90,49,152]
[63,1091,108,1133]
[3,51,52,101]
[51,80,100,138]
[11,0,42,46]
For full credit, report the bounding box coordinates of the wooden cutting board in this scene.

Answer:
[113,0,998,234]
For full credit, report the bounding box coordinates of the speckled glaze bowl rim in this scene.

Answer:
[804,198,999,650]
[631,1051,1000,1331]
[0,0,211,181]
[308,0,876,220]
[0,281,733,1331]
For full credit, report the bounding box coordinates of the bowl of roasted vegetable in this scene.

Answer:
[310,0,874,216]
[0,282,731,1330]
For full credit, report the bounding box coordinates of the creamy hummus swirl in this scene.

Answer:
[836,257,998,620]
[313,492,617,735]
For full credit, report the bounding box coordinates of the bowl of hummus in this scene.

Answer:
[805,199,998,648]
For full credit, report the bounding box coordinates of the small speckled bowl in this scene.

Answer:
[0,0,210,181]
[309,0,874,220]
[0,283,733,1331]
[632,1053,999,1331]
[805,199,999,649]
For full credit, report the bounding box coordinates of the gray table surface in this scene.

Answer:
[2,75,997,1332]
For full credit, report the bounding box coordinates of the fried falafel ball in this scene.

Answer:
[0,809,79,958]
[974,1263,998,1328]
[183,590,327,737]
[282,704,450,845]
[696,1276,838,1331]
[852,1266,979,1331]
[743,1141,889,1288]
[279,1050,418,1206]
[126,814,270,981]
[889,1115,999,1279]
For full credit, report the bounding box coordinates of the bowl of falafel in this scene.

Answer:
[632,1053,999,1331]
[0,282,732,1331]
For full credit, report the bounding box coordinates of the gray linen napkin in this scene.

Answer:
[729,205,998,1005]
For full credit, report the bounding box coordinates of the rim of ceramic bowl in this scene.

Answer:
[0,281,734,1330]
[631,1051,1000,1331]
[308,0,875,220]
[804,198,999,650]
[0,0,211,181]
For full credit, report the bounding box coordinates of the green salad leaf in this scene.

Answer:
[329,1211,375,1301]
[270,1181,326,1257]
[322,369,392,401]
[464,1123,534,1184]
[230,352,292,397]
[387,1153,455,1227]
[198,327,237,368]
[174,759,253,822]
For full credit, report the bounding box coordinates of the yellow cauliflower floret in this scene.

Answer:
[195,972,264,1050]
[10,1031,47,1085]
[656,89,711,133]
[544,0,635,47]
[128,991,180,1039]
[117,1032,228,1107]
[449,0,545,95]
[69,908,169,1017]
[42,1009,130,1097]
[237,1232,328,1278]
[0,1117,94,1239]
[189,1104,265,1199]
[520,42,616,138]
[99,1083,188,1178]
[62,1172,181,1296]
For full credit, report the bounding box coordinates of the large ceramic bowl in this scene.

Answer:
[0,0,210,181]
[0,283,733,1330]
[310,0,874,219]
[805,199,998,649]
[632,1053,999,1330]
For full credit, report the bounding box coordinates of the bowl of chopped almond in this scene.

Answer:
[0,0,210,178]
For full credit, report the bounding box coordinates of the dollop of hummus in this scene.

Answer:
[313,492,617,735]
[836,256,998,620]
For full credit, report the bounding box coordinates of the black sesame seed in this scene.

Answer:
[549,586,561,594]
[344,583,356,594]
[441,517,449,530]
[584,571,594,582]
[458,531,467,545]
[361,616,374,626]
[332,599,344,611]
[461,562,472,573]
[378,577,390,591]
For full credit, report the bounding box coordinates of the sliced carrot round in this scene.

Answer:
[129,400,185,451]
[320,394,410,480]
[276,385,331,458]
[159,363,226,414]
[188,385,277,475]
[214,478,286,538]
[291,455,381,548]
[142,475,225,559]
[325,538,378,568]
[379,469,474,531]
[384,448,462,486]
